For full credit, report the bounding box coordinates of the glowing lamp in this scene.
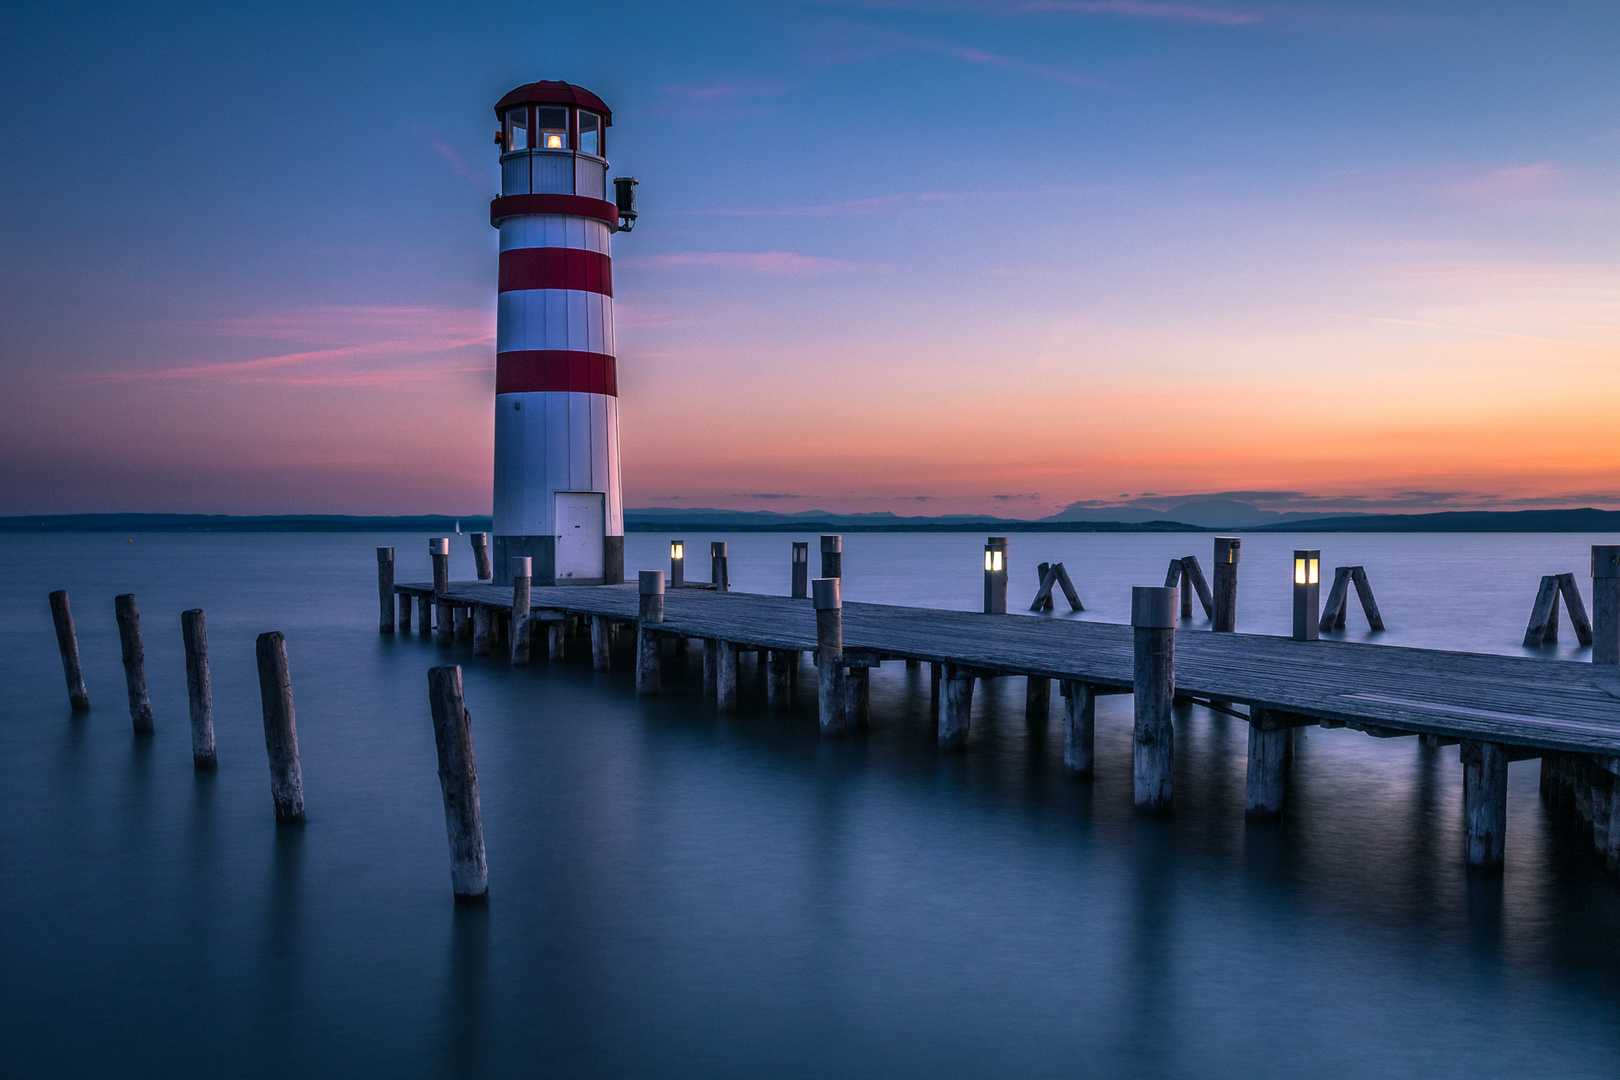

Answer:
[983,537,1009,614]
[669,540,685,587]
[1292,549,1321,641]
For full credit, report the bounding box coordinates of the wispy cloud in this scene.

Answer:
[662,78,795,101]
[829,19,1112,90]
[681,185,1088,218]
[1021,1,1261,25]
[619,251,888,275]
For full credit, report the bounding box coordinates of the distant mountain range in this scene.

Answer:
[1,506,1616,533]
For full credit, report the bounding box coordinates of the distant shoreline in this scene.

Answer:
[1,509,1617,534]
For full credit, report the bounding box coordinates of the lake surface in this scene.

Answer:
[3,529,1619,1078]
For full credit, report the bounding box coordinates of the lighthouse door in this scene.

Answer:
[554,492,606,582]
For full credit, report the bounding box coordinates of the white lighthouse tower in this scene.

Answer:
[489,80,636,585]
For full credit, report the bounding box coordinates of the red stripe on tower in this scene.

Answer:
[498,248,613,296]
[496,350,618,396]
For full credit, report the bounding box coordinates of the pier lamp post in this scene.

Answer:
[711,541,729,593]
[1292,549,1320,641]
[984,537,1009,614]
[669,540,685,588]
[1594,545,1620,665]
[792,542,810,599]
[1213,536,1240,632]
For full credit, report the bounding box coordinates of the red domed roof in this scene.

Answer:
[494,81,612,125]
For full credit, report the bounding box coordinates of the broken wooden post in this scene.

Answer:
[181,609,217,769]
[1245,706,1289,821]
[1524,575,1561,647]
[710,541,729,593]
[767,650,792,712]
[669,540,685,587]
[1291,550,1320,642]
[1553,572,1592,647]
[1212,536,1240,632]
[254,631,304,823]
[1461,740,1508,871]
[509,557,532,666]
[820,535,842,580]
[470,533,492,582]
[1030,562,1083,613]
[1596,546,1620,665]
[792,541,809,599]
[813,578,844,736]
[591,616,612,672]
[1320,567,1352,632]
[47,590,90,712]
[984,536,1008,614]
[1182,556,1213,619]
[114,594,154,735]
[1350,567,1385,631]
[377,547,395,633]
[717,641,740,713]
[472,607,492,657]
[1164,558,1192,619]
[1026,675,1050,722]
[1035,562,1054,611]
[636,571,664,695]
[939,664,975,751]
[1060,680,1094,777]
[1132,586,1176,813]
[427,665,489,904]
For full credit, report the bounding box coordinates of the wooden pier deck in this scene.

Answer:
[398,580,1620,758]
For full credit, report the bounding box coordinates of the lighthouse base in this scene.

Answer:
[493,535,624,587]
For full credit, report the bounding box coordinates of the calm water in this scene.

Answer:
[3,530,1619,1078]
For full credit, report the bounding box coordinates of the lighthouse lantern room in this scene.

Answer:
[489,80,633,586]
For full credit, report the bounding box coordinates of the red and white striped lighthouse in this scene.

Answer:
[489,80,636,586]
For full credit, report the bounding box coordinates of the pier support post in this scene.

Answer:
[844,665,870,728]
[1245,707,1288,820]
[548,621,565,662]
[1061,681,1095,777]
[377,547,395,633]
[114,593,154,735]
[470,533,492,582]
[637,572,664,695]
[814,579,844,736]
[427,665,489,904]
[416,594,432,637]
[48,591,90,712]
[431,537,451,594]
[455,605,474,643]
[767,650,793,711]
[939,664,975,751]
[717,641,739,713]
[1026,675,1051,722]
[436,599,455,649]
[703,639,719,696]
[255,631,305,824]
[181,609,217,769]
[1213,537,1240,633]
[509,558,532,666]
[592,616,612,672]
[1132,586,1177,813]
[472,607,491,656]
[1461,740,1508,871]
[710,542,729,593]
[1594,546,1620,665]
[929,661,941,714]
[820,535,842,580]
[398,587,412,632]
[792,542,809,599]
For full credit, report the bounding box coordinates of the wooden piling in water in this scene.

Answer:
[1350,567,1384,631]
[1213,537,1240,633]
[1245,707,1288,821]
[814,578,844,736]
[843,665,870,727]
[1060,680,1094,777]
[636,571,664,695]
[510,558,532,666]
[398,586,412,632]
[181,609,217,769]
[254,631,304,823]
[591,616,612,672]
[427,665,488,904]
[48,591,90,712]
[114,593,154,735]
[1524,575,1561,647]
[1182,556,1213,619]
[1461,740,1507,871]
[702,639,719,696]
[767,650,792,711]
[1026,675,1050,722]
[1597,546,1620,665]
[1132,586,1176,813]
[939,664,975,751]
[820,535,842,580]
[548,621,565,662]
[417,594,432,637]
[472,607,491,657]
[470,533,492,582]
[717,640,739,713]
[1320,567,1352,633]
[377,547,395,633]
[435,598,454,649]
[431,537,450,592]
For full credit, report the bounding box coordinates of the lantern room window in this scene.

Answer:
[578,110,602,156]
[504,107,530,151]
[536,106,568,150]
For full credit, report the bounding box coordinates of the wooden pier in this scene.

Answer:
[389,543,1620,874]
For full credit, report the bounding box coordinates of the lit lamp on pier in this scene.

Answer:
[984,537,1009,615]
[669,540,684,588]
[1292,549,1320,641]
[792,541,810,599]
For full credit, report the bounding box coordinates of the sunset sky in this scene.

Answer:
[3,0,1618,517]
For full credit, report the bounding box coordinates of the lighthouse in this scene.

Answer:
[489,80,637,586]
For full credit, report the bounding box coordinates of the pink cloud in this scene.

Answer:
[1441,162,1560,208]
[618,251,888,274]
[1021,0,1262,25]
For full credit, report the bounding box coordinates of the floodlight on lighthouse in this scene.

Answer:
[614,176,639,232]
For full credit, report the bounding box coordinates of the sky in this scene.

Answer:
[2,0,1619,518]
